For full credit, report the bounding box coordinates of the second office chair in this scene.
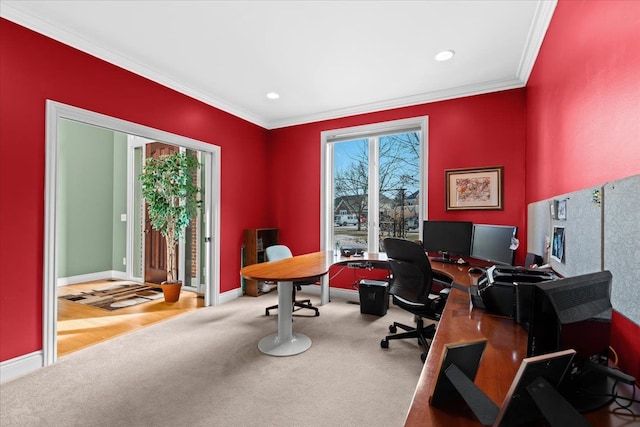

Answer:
[264,245,320,317]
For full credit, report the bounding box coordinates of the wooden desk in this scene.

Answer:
[405,260,640,426]
[404,261,526,425]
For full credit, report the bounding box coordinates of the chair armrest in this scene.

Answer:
[432,272,453,287]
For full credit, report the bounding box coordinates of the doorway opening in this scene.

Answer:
[44,101,221,365]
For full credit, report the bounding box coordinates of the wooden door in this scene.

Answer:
[144,143,179,284]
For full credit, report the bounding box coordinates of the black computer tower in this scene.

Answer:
[477,266,557,318]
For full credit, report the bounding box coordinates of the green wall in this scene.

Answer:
[57,119,127,279]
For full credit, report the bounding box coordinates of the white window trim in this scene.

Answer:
[320,116,429,252]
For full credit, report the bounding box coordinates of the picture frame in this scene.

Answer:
[493,349,577,427]
[430,338,488,406]
[445,166,503,210]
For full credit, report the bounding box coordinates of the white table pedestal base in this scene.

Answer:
[258,280,312,356]
[258,332,312,356]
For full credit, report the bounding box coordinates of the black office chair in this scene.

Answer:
[380,238,448,362]
[264,245,320,317]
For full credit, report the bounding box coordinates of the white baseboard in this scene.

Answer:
[304,284,360,303]
[111,270,128,281]
[57,270,129,286]
[219,287,242,304]
[218,285,358,304]
[0,351,43,384]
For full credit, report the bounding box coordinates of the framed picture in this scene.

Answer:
[493,349,577,427]
[445,166,503,210]
[429,338,497,426]
[430,338,488,406]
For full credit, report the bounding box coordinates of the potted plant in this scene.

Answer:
[139,151,200,302]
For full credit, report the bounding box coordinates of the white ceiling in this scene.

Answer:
[1,0,556,129]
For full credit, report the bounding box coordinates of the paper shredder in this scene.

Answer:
[359,279,389,316]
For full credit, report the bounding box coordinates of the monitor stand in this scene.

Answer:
[432,252,468,265]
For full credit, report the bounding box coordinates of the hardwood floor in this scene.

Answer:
[57,280,204,357]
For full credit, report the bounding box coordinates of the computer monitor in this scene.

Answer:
[527,270,614,412]
[470,224,518,265]
[422,220,473,264]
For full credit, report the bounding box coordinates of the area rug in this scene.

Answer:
[59,282,164,311]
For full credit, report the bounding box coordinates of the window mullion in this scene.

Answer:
[369,137,380,252]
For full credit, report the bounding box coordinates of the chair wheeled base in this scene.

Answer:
[266,295,319,317]
[380,317,435,363]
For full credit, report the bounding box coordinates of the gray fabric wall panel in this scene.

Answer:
[527,187,602,276]
[603,175,640,325]
[549,187,602,278]
[527,174,639,325]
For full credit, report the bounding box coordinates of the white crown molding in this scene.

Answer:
[2,0,555,130]
[517,0,558,83]
[268,77,526,129]
[0,2,268,129]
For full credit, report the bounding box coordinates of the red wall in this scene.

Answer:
[0,19,270,362]
[268,89,528,288]
[526,0,640,381]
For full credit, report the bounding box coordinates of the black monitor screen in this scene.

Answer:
[527,270,612,359]
[422,220,473,263]
[471,224,518,266]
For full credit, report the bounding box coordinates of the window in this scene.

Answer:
[321,117,428,253]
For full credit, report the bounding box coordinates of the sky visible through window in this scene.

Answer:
[332,132,421,250]
[334,138,367,173]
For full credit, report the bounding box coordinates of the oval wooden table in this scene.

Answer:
[240,251,335,356]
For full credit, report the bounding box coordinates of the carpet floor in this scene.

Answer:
[1,291,433,427]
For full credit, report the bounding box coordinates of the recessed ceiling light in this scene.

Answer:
[266,92,280,99]
[435,50,455,62]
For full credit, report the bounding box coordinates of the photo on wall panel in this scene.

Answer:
[551,226,565,263]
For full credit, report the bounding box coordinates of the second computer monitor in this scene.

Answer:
[471,224,518,266]
[422,220,473,264]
